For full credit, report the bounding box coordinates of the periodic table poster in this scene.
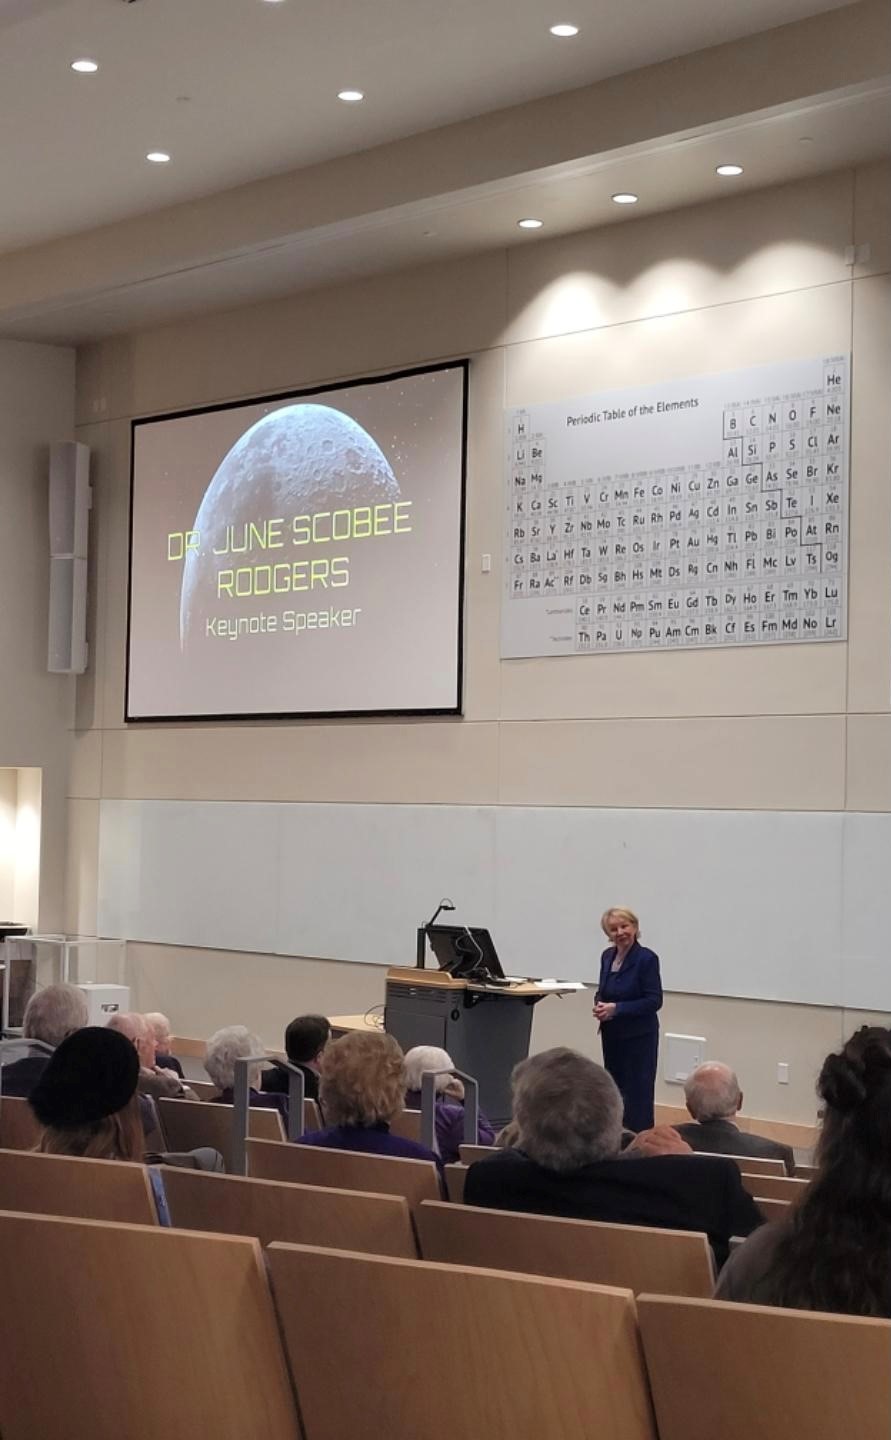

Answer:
[502,355,849,659]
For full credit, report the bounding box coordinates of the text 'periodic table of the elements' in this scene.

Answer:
[501,355,849,659]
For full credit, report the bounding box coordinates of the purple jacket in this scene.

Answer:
[297,1121,443,1175]
[404,1090,496,1165]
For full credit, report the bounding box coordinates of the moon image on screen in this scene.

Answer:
[180,403,399,649]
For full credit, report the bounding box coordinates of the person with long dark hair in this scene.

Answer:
[715,1025,891,1316]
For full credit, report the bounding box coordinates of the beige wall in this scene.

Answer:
[71,161,891,1125]
[0,341,76,930]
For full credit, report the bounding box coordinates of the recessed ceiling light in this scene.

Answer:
[549,23,579,36]
[146,151,171,164]
[611,192,638,205]
[517,218,544,229]
[337,89,364,103]
[716,163,743,177]
[71,58,99,73]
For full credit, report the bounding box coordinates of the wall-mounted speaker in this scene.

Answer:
[47,441,91,675]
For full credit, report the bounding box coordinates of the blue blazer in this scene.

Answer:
[597,941,663,1040]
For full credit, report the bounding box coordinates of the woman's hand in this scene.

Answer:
[593,1001,617,1021]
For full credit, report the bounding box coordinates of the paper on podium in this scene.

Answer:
[504,977,587,990]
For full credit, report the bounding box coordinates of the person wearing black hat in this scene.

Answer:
[30,1026,144,1162]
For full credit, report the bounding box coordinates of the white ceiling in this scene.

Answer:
[4,81,887,345]
[0,0,856,252]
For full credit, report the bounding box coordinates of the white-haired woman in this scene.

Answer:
[593,906,663,1132]
[404,1046,495,1163]
[205,1025,287,1118]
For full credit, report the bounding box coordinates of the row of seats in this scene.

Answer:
[0,1200,887,1440]
[0,1145,791,1296]
[0,1089,421,1169]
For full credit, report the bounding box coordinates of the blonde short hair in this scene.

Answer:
[320,1031,406,1127]
[600,906,640,938]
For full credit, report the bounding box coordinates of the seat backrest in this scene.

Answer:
[739,1173,808,1204]
[268,1242,657,1440]
[389,1108,421,1142]
[0,1210,301,1439]
[444,1162,466,1202]
[304,1098,322,1132]
[158,1099,284,1171]
[416,1201,714,1297]
[0,1149,158,1225]
[793,1162,818,1180]
[184,1079,218,1101]
[753,1196,792,1222]
[247,1139,440,1209]
[162,1166,417,1256]
[0,1095,41,1151]
[459,1143,498,1164]
[638,1294,891,1440]
[723,1155,787,1178]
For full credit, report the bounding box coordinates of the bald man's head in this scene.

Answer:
[106,1012,155,1069]
[683,1062,742,1122]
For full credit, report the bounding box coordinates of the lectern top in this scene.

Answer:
[386,967,578,998]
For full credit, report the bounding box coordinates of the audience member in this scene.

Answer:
[625,1124,694,1157]
[143,1012,185,1078]
[262,1014,330,1102]
[674,1062,795,1174]
[298,1031,441,1169]
[465,1048,760,1264]
[30,1025,144,1162]
[205,1025,287,1116]
[403,1045,495,1163]
[715,1026,891,1316]
[0,984,88,1097]
[29,1026,221,1193]
[106,1013,195,1102]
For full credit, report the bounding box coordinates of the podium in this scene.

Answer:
[384,967,575,1125]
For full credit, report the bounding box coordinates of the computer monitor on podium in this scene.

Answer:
[425,925,505,982]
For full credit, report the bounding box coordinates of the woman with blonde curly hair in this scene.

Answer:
[297,1030,441,1169]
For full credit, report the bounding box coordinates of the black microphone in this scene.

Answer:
[426,897,455,930]
[416,898,456,967]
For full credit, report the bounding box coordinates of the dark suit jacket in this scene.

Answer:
[597,941,663,1039]
[0,1054,49,1097]
[673,1117,795,1175]
[464,1147,761,1266]
[262,1062,320,1102]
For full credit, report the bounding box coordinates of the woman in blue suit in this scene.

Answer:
[594,906,663,1132]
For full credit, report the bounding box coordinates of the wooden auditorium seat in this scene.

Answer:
[444,1162,467,1202]
[793,1162,818,1180]
[161,1166,418,1256]
[0,1211,301,1440]
[415,1200,715,1296]
[0,1149,158,1225]
[157,1097,284,1171]
[303,1098,322,1131]
[182,1079,218,1100]
[267,1242,657,1440]
[459,1143,498,1164]
[638,1293,891,1440]
[710,1154,787,1178]
[246,1138,440,1209]
[389,1108,421,1142]
[738,1173,808,1204]
[0,1095,41,1151]
[751,1196,792,1222]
